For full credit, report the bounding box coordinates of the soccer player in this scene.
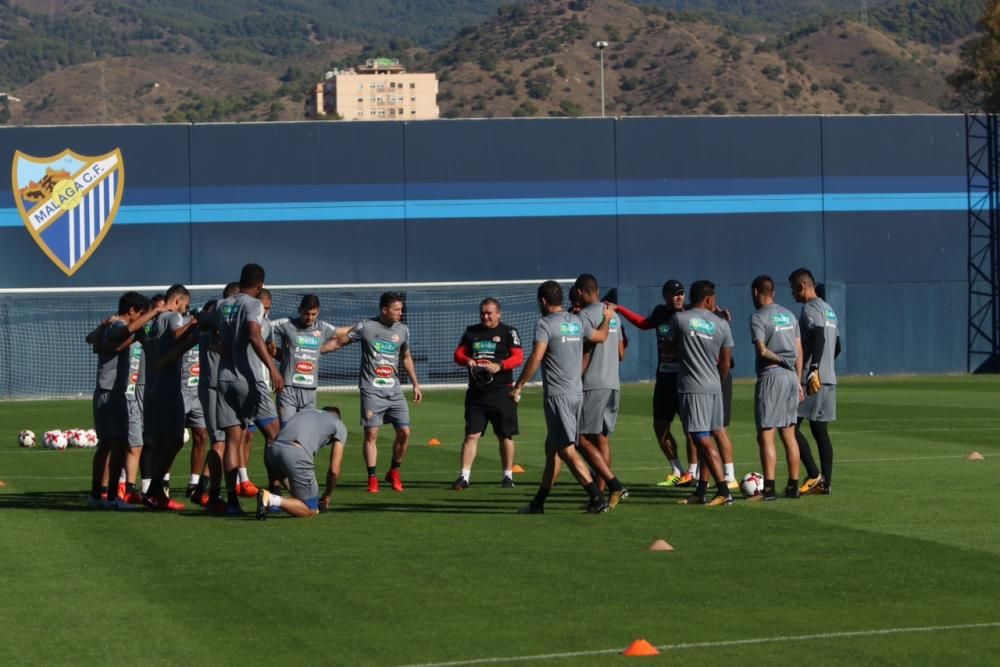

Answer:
[451,297,524,490]
[143,284,201,510]
[750,275,803,500]
[664,280,735,507]
[789,268,840,495]
[613,280,698,486]
[236,287,275,497]
[256,407,348,519]
[180,315,210,501]
[215,263,284,514]
[511,280,627,514]
[271,294,340,424]
[575,274,627,496]
[331,291,422,493]
[87,291,161,510]
[711,302,740,490]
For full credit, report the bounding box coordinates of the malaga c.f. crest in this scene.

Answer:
[11,148,125,276]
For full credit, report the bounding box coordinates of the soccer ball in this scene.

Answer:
[740,472,765,498]
[17,430,36,448]
[79,430,98,448]
[43,430,68,451]
[66,429,84,448]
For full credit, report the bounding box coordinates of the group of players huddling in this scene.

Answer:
[85,262,839,517]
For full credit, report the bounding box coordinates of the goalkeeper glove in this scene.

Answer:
[806,365,821,395]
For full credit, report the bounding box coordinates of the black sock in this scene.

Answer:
[795,420,821,479]
[224,469,239,505]
[269,481,282,495]
[787,478,798,490]
[763,478,775,492]
[194,477,207,494]
[367,466,377,478]
[125,482,136,494]
[810,421,833,485]
[607,477,623,492]
[391,460,401,470]
[531,486,550,507]
[583,481,602,501]
[695,480,708,496]
[91,481,102,499]
[715,480,730,497]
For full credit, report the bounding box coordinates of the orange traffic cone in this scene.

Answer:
[427,438,442,446]
[623,638,660,657]
[648,539,673,552]
[512,464,526,474]
[968,451,985,461]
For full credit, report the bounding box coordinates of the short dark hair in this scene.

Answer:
[223,282,240,298]
[165,284,189,301]
[150,293,166,306]
[688,280,715,305]
[537,280,563,306]
[479,297,500,311]
[259,287,272,301]
[788,267,815,286]
[379,291,404,310]
[117,291,149,315]
[752,274,775,295]
[239,263,266,289]
[300,294,320,311]
[322,406,342,418]
[574,273,598,294]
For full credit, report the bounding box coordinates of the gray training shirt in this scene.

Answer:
[348,318,410,398]
[799,297,838,385]
[533,310,593,398]
[277,408,348,457]
[272,318,337,389]
[126,340,142,397]
[198,324,221,390]
[579,302,621,391]
[669,307,734,394]
[144,310,185,397]
[96,320,129,393]
[750,303,800,376]
[181,322,200,394]
[216,292,268,385]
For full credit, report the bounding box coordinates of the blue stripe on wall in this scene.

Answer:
[0,191,970,227]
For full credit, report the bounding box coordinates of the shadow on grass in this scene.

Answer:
[0,489,112,512]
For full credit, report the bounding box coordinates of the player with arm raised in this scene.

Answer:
[613,280,698,486]
[750,275,803,501]
[665,280,735,507]
[789,268,840,496]
[256,407,348,519]
[511,280,627,515]
[215,263,284,515]
[451,297,523,490]
[327,291,422,493]
[575,274,629,504]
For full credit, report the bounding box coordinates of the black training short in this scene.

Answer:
[722,373,733,427]
[653,373,680,424]
[465,389,519,438]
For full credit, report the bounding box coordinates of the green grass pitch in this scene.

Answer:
[0,376,998,666]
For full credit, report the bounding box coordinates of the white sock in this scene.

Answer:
[163,472,170,483]
[189,474,200,485]
[670,459,683,476]
[688,463,698,476]
[460,468,471,482]
[141,478,151,494]
[269,494,282,508]
[724,463,735,481]
[118,469,127,483]
[238,468,249,483]
[503,469,512,479]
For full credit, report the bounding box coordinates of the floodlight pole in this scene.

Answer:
[595,41,608,117]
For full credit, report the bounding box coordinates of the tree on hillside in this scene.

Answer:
[949,0,1000,111]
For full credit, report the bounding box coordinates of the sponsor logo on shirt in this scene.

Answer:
[186,377,199,387]
[473,341,497,353]
[825,308,838,322]
[689,318,717,335]
[293,373,314,385]
[295,361,315,373]
[190,364,200,376]
[374,366,395,378]
[373,377,396,388]
[293,352,314,361]
[373,340,399,354]
[130,372,139,385]
[559,322,581,336]
[296,335,320,350]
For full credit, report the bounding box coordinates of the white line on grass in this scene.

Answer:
[399,621,1000,667]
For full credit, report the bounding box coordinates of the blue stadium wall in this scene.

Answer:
[0,115,968,380]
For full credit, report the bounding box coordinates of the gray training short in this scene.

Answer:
[198,384,225,444]
[217,375,278,430]
[679,392,724,434]
[265,442,318,501]
[278,386,318,424]
[798,384,837,422]
[126,396,143,448]
[580,388,620,436]
[755,369,799,429]
[93,389,128,442]
[183,388,206,430]
[543,393,582,450]
[360,390,410,430]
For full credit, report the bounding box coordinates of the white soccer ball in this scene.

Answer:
[17,429,36,448]
[740,472,765,498]
[79,430,98,448]
[43,430,68,451]
[66,429,83,448]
